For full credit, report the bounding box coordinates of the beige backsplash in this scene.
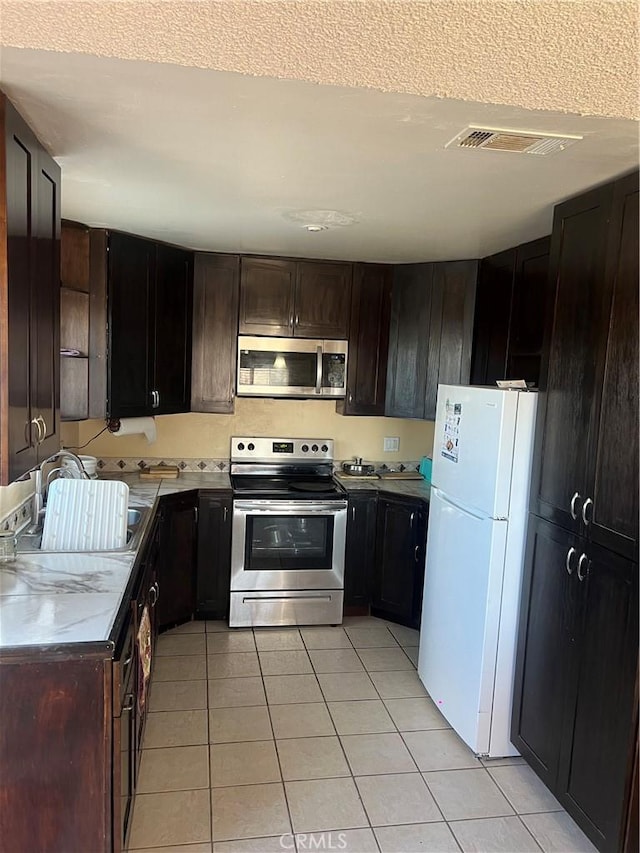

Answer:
[62,398,436,463]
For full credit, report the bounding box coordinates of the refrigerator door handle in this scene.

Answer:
[431,488,488,522]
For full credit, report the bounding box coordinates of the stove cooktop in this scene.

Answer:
[231,474,346,501]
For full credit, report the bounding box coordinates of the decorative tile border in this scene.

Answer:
[0,496,34,533]
[96,457,421,474]
[96,457,230,473]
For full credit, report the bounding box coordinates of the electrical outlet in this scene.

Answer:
[383,436,400,452]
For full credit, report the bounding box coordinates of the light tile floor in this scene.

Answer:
[128,616,598,853]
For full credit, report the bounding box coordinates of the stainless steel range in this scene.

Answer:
[229,437,347,627]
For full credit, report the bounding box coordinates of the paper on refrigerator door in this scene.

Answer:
[441,400,462,463]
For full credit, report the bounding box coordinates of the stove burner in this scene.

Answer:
[289,482,335,492]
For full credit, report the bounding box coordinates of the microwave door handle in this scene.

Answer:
[316,346,322,394]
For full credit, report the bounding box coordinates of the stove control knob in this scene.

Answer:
[301,444,309,452]
[321,444,328,452]
[237,442,245,451]
[247,443,255,451]
[312,444,319,452]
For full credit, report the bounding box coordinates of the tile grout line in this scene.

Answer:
[255,626,296,845]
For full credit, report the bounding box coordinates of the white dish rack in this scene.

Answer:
[41,479,130,551]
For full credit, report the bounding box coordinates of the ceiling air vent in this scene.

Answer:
[447,126,582,155]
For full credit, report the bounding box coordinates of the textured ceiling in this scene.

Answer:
[1,0,639,120]
[0,3,638,261]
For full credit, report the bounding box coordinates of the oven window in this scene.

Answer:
[245,515,334,570]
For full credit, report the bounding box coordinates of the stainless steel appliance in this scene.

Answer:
[229,436,347,627]
[237,336,348,398]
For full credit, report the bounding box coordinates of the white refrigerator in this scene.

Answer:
[417,384,537,758]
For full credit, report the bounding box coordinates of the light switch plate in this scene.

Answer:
[383,436,400,452]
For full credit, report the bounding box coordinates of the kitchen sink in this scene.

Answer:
[15,506,149,554]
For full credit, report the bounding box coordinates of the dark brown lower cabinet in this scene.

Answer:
[512,515,638,852]
[371,495,427,628]
[196,490,233,619]
[156,490,198,630]
[343,492,377,610]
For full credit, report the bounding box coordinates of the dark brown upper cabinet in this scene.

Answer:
[238,256,352,339]
[337,263,392,416]
[470,236,551,388]
[1,93,61,485]
[385,260,477,420]
[531,172,638,560]
[191,253,240,414]
[106,232,193,419]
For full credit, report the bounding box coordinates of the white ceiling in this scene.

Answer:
[0,42,638,261]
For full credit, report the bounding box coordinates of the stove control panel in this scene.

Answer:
[231,437,334,463]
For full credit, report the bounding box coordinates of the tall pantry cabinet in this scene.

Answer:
[512,172,638,853]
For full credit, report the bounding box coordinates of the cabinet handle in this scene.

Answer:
[289,313,294,329]
[154,581,160,601]
[581,498,593,526]
[352,505,356,522]
[409,511,415,528]
[37,416,47,443]
[223,506,228,522]
[295,314,299,326]
[565,546,577,575]
[414,545,420,563]
[194,506,199,524]
[28,418,38,446]
[149,584,157,606]
[349,393,353,404]
[569,492,581,520]
[122,693,135,712]
[577,553,590,582]
[123,655,133,667]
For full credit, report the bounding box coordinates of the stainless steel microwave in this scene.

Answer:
[237,336,348,399]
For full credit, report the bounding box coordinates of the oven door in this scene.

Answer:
[231,500,347,591]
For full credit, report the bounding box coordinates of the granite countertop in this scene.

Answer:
[0,471,231,651]
[336,475,431,502]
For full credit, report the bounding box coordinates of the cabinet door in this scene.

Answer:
[153,244,193,414]
[371,496,426,628]
[108,232,155,417]
[196,492,233,619]
[238,257,295,336]
[385,265,432,418]
[424,260,477,419]
[511,516,583,791]
[32,147,61,461]
[531,184,614,532]
[294,261,352,339]
[343,492,377,609]
[507,236,551,385]
[558,543,638,851]
[191,253,240,413]
[589,173,639,560]
[338,264,391,416]
[157,491,198,630]
[470,249,514,386]
[2,97,38,482]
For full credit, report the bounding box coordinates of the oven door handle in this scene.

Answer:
[233,501,347,513]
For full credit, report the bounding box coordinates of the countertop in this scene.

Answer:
[0,472,231,651]
[0,469,428,650]
[336,474,431,502]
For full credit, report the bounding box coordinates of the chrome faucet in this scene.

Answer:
[27,450,90,534]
